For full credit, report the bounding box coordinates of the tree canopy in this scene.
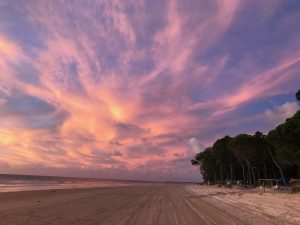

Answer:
[192,91,300,185]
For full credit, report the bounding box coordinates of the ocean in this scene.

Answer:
[0,174,147,192]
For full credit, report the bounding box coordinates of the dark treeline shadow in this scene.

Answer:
[192,90,300,187]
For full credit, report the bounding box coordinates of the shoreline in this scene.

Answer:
[0,182,142,193]
[0,173,193,193]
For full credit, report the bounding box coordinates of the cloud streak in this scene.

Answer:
[0,0,299,181]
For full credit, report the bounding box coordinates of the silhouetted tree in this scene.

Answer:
[213,136,234,183]
[192,90,300,185]
[268,111,300,179]
[229,134,258,185]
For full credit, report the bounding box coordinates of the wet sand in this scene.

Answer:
[0,184,297,225]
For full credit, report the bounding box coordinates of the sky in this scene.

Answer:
[0,0,299,182]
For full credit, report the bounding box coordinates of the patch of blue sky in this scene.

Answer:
[1,94,56,117]
[128,57,156,76]
[65,61,86,95]
[268,92,299,105]
[125,1,167,48]
[0,2,45,54]
[12,62,41,85]
[22,110,68,130]
[193,1,300,74]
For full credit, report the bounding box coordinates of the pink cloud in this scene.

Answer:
[0,98,6,105]
[0,0,299,181]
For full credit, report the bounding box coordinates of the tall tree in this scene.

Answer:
[191,148,217,183]
[213,136,233,183]
[229,134,257,185]
[268,111,300,179]
[191,89,300,184]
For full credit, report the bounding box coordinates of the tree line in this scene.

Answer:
[191,90,300,186]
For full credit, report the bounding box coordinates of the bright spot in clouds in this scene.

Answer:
[0,0,299,181]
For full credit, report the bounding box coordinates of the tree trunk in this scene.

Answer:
[267,146,286,185]
[213,170,217,184]
[246,161,252,186]
[272,169,276,180]
[249,163,256,186]
[257,166,261,180]
[229,157,233,182]
[263,162,267,179]
[241,161,246,186]
[220,165,223,185]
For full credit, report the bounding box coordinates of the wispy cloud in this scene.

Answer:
[264,102,299,126]
[0,0,299,181]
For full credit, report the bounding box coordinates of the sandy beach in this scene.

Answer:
[0,184,299,225]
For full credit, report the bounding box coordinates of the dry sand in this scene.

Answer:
[0,184,299,225]
[187,185,300,225]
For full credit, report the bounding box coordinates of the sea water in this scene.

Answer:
[0,174,144,192]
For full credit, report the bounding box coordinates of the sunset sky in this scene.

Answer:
[0,0,299,182]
